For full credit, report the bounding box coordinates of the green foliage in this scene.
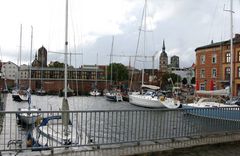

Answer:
[48,61,65,68]
[107,63,128,82]
[182,77,188,85]
[191,77,195,84]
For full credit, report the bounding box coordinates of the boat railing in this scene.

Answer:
[0,108,240,153]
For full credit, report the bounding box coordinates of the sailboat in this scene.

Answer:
[105,36,123,102]
[128,0,180,109]
[89,53,101,96]
[34,0,86,147]
[16,26,41,126]
[12,24,29,102]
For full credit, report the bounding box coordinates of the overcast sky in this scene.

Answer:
[1,0,240,69]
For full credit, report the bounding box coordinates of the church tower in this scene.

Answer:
[38,46,48,67]
[159,40,168,73]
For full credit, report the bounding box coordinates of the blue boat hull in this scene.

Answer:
[184,106,240,121]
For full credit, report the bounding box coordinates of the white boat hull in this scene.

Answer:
[129,94,181,109]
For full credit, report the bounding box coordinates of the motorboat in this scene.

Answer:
[16,91,41,126]
[12,89,29,102]
[89,89,101,96]
[182,98,240,121]
[129,85,181,109]
[16,107,41,125]
[105,90,123,102]
[36,88,46,96]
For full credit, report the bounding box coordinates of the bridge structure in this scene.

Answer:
[0,94,240,156]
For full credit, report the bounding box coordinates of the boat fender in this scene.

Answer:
[35,116,42,126]
[160,96,165,101]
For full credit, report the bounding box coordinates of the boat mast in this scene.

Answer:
[17,24,22,89]
[28,26,33,111]
[230,0,233,99]
[142,0,147,86]
[95,53,98,88]
[110,36,114,87]
[29,26,33,91]
[64,0,69,99]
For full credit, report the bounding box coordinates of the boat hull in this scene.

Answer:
[105,93,123,102]
[129,95,181,109]
[183,105,240,121]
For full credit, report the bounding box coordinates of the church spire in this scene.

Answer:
[162,40,165,52]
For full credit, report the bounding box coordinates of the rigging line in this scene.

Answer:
[206,0,221,44]
[129,0,146,90]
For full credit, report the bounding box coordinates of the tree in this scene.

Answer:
[107,63,128,83]
[48,61,65,68]
[182,77,188,85]
[191,77,195,84]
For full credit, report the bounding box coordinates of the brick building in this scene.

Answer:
[195,34,240,96]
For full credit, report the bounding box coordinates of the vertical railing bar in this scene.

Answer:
[106,111,109,144]
[110,111,113,143]
[152,110,155,140]
[94,111,96,145]
[138,110,142,141]
[155,110,158,140]
[9,113,12,147]
[3,112,6,150]
[103,111,105,144]
[135,110,138,141]
[85,112,88,145]
[119,111,122,143]
[80,112,83,145]
[145,110,149,140]
[131,111,133,141]
[127,111,130,142]
[87,112,92,143]
[123,111,126,142]
[115,111,118,143]
[71,112,73,147]
[98,112,101,145]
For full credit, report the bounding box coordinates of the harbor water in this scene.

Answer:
[1,93,240,155]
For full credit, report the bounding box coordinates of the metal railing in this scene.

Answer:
[0,108,240,152]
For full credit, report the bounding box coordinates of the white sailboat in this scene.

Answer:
[128,0,180,109]
[16,26,41,126]
[12,24,29,102]
[89,53,101,96]
[105,36,123,102]
[35,0,87,147]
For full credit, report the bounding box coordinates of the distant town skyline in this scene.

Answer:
[1,0,240,69]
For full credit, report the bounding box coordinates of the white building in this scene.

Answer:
[19,64,29,79]
[1,61,18,80]
[169,66,195,84]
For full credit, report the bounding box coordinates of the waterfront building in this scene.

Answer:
[1,61,18,80]
[195,34,240,96]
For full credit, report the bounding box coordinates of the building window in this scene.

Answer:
[212,54,217,64]
[238,67,240,78]
[238,51,240,62]
[200,69,205,78]
[225,67,230,80]
[226,52,230,63]
[200,55,205,64]
[200,83,205,90]
[212,68,217,78]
